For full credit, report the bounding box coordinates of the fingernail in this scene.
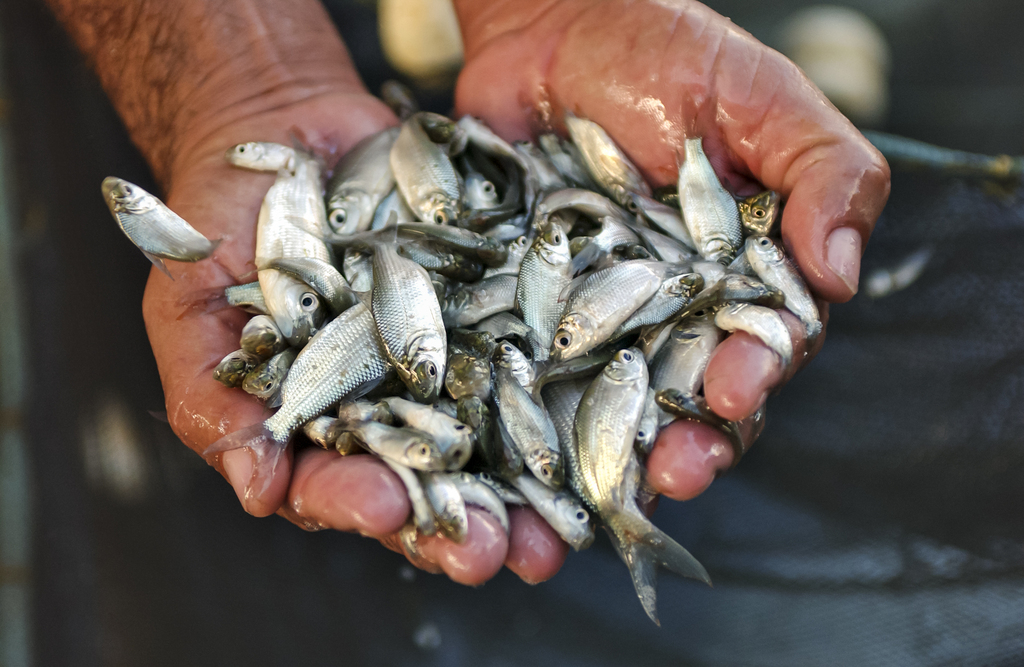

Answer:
[222,448,255,513]
[826,227,862,294]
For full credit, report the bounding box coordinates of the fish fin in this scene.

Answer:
[208,237,223,255]
[142,250,173,279]
[607,511,711,625]
[570,241,604,275]
[265,392,283,410]
[557,272,591,303]
[202,422,288,499]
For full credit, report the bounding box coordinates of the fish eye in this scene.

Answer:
[237,145,247,153]
[693,310,705,317]
[300,293,318,310]
[454,424,466,431]
[621,351,634,362]
[418,444,431,457]
[754,208,766,218]
[330,209,346,225]
[637,430,646,439]
[554,332,571,349]
[758,238,771,247]
[434,211,447,224]
[552,232,562,244]
[541,464,553,478]
[482,181,495,193]
[575,509,588,522]
[426,362,437,377]
[264,382,273,391]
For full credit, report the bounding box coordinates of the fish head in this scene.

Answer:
[605,348,647,383]
[536,224,572,265]
[276,282,326,346]
[406,336,446,403]
[404,437,445,470]
[526,448,564,488]
[425,194,461,226]
[327,193,372,234]
[509,235,531,258]
[241,366,278,400]
[746,235,787,264]
[669,272,705,298]
[102,177,154,214]
[443,428,474,470]
[444,353,490,400]
[701,238,738,266]
[464,172,500,210]
[739,190,781,236]
[224,142,291,171]
[550,316,591,362]
[553,495,595,550]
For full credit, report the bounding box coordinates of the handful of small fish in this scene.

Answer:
[101,90,821,625]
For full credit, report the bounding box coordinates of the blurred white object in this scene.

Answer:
[379,0,464,81]
[865,246,933,299]
[780,5,891,126]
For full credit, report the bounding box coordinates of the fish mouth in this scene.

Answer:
[101,176,122,199]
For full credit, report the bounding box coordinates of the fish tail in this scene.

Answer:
[607,512,712,626]
[202,422,288,499]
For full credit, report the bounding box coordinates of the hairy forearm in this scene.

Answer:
[47,0,365,185]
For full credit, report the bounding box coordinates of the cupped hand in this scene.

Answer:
[454,0,889,497]
[141,92,567,586]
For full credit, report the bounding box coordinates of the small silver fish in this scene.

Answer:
[101,177,219,277]
[475,472,528,506]
[464,172,501,210]
[677,138,742,264]
[326,127,400,234]
[442,273,518,328]
[510,472,595,551]
[448,471,510,534]
[224,142,295,172]
[383,458,437,536]
[242,348,297,407]
[474,312,545,363]
[303,415,339,449]
[515,225,572,357]
[649,312,723,397]
[631,193,697,251]
[259,256,359,316]
[714,302,793,367]
[371,187,416,230]
[612,273,704,339]
[418,470,468,543]
[564,114,651,209]
[381,396,473,470]
[745,237,821,341]
[351,422,447,471]
[575,348,710,625]
[390,113,462,224]
[371,243,447,403]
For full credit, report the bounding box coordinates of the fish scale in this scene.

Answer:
[264,303,389,442]
[371,244,446,369]
[515,230,572,354]
[678,138,742,263]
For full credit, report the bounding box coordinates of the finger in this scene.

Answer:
[286,450,410,538]
[647,420,734,501]
[703,309,809,421]
[415,508,509,586]
[504,506,569,584]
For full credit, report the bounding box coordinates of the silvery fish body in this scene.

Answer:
[371,187,416,230]
[225,142,295,172]
[502,343,536,394]
[631,192,697,251]
[101,177,219,276]
[677,138,742,264]
[483,235,530,279]
[390,114,462,225]
[448,471,510,534]
[574,348,710,624]
[352,422,447,471]
[745,237,821,340]
[539,134,596,189]
[326,127,400,234]
[474,312,545,362]
[612,273,703,339]
[442,273,518,328]
[540,376,593,501]
[635,389,660,456]
[381,396,473,470]
[263,303,390,443]
[225,282,267,314]
[256,155,332,345]
[383,458,437,535]
[633,226,696,264]
[260,256,358,316]
[552,260,667,361]
[343,249,373,293]
[493,342,564,489]
[242,347,297,408]
[714,302,793,367]
[649,312,722,397]
[511,472,594,551]
[371,244,447,403]
[418,470,468,543]
[514,141,568,193]
[515,225,572,357]
[564,114,651,208]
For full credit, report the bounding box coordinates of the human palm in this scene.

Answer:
[143,0,889,587]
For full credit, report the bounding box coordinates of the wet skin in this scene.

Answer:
[141,0,887,586]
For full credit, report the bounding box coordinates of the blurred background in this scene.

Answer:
[2,0,1024,665]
